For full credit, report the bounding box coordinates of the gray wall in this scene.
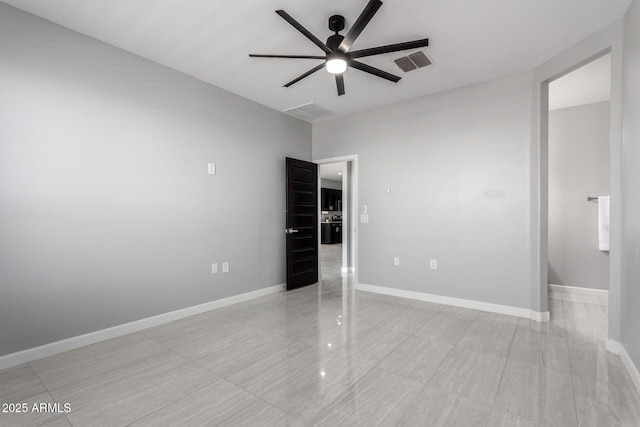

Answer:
[0,4,311,356]
[548,101,610,290]
[622,0,640,376]
[314,73,534,310]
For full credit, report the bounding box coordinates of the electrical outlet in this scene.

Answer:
[208,163,216,175]
[222,262,229,273]
[211,263,218,274]
[430,259,437,270]
[394,257,400,266]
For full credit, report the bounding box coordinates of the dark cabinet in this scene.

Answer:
[321,222,342,244]
[321,188,342,211]
[321,223,331,244]
[331,223,342,243]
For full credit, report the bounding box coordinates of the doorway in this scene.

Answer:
[315,155,358,285]
[543,52,612,342]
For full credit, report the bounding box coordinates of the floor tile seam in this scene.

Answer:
[211,368,311,425]
[176,344,298,413]
[370,329,423,375]
[119,374,224,427]
[504,353,573,377]
[489,323,518,411]
[404,333,456,351]
[25,361,75,427]
[29,333,159,375]
[140,322,260,352]
[400,336,458,391]
[445,313,477,347]
[54,353,219,412]
[31,340,188,388]
[514,320,568,338]
[149,331,243,368]
[561,314,582,427]
[319,368,414,424]
[129,346,287,425]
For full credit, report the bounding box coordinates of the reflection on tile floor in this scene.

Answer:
[1,278,639,426]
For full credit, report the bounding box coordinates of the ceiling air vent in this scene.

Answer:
[284,102,336,122]
[394,51,432,72]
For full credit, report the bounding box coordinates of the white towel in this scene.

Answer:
[598,196,610,251]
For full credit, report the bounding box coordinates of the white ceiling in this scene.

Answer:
[2,0,630,121]
[320,163,344,182]
[549,53,611,110]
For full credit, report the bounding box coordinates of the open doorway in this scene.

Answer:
[546,52,611,341]
[319,162,344,282]
[315,155,358,285]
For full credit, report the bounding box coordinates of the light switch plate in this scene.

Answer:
[208,163,216,175]
[360,214,369,223]
[362,205,367,214]
[222,262,229,273]
[211,263,218,274]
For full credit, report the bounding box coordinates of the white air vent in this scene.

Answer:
[394,51,431,72]
[284,102,336,122]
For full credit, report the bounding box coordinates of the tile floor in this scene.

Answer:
[1,262,639,426]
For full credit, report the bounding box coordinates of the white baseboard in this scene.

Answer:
[356,283,549,323]
[606,339,621,355]
[612,340,640,396]
[0,284,284,371]
[548,284,609,297]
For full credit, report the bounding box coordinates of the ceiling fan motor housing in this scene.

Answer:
[328,15,345,33]
[326,34,345,51]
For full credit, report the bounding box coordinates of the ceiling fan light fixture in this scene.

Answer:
[326,55,347,74]
[250,0,428,95]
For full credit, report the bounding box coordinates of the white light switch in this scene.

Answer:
[208,163,216,175]
[394,257,400,266]
[360,214,369,223]
[430,259,438,270]
[222,262,229,273]
[362,205,367,214]
[211,263,218,274]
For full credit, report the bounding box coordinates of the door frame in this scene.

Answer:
[315,154,359,284]
[533,23,623,347]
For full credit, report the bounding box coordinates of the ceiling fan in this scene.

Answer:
[249,0,429,96]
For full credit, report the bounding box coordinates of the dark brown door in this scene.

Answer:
[285,157,318,290]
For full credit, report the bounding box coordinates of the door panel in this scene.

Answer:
[286,157,318,290]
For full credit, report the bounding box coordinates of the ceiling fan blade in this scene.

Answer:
[349,38,429,58]
[284,63,325,87]
[338,0,383,53]
[276,10,332,54]
[349,60,401,83]
[249,54,326,59]
[335,74,345,96]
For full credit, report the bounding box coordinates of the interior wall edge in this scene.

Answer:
[531,17,625,342]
